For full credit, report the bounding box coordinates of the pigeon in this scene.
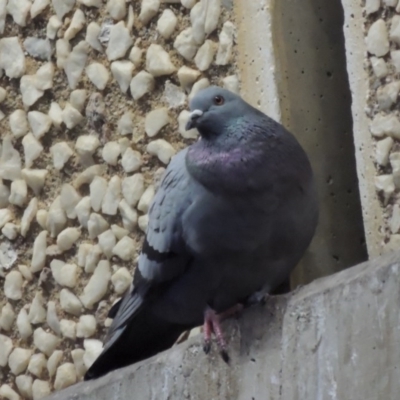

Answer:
[84,86,318,380]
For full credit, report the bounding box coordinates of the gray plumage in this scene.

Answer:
[85,86,318,380]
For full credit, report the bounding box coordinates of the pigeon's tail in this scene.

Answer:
[84,307,188,380]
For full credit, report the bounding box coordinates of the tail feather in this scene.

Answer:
[84,308,189,380]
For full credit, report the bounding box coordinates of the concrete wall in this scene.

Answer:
[236,0,368,286]
[46,250,400,400]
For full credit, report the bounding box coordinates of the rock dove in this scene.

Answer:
[84,86,318,380]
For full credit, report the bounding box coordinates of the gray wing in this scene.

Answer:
[103,149,194,349]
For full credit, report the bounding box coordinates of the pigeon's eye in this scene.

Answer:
[214,95,224,106]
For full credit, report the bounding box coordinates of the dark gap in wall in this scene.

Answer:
[271,0,368,288]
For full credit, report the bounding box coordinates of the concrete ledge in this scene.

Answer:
[47,250,400,399]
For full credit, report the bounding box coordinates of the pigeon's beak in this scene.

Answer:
[186,109,203,131]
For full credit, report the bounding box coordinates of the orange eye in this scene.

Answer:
[214,95,224,105]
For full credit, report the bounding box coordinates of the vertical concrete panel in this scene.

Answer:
[271,0,367,284]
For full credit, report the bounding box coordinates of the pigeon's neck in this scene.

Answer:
[185,118,312,195]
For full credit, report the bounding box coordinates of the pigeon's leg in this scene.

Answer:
[203,304,243,362]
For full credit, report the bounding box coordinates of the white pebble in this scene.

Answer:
[174,28,198,61]
[83,339,103,369]
[163,81,186,108]
[190,3,205,44]
[84,244,102,273]
[20,197,37,238]
[60,289,83,316]
[111,224,129,240]
[146,44,175,77]
[20,75,43,108]
[106,21,133,61]
[22,170,47,196]
[57,227,81,252]
[138,185,155,213]
[138,214,148,232]
[189,77,210,101]
[86,22,103,52]
[86,62,109,90]
[8,347,32,375]
[111,266,132,294]
[147,139,176,164]
[64,41,89,89]
[139,0,160,25]
[46,196,67,237]
[121,148,142,173]
[15,375,32,399]
[54,363,77,390]
[4,270,23,300]
[46,301,61,335]
[46,15,62,39]
[31,0,49,18]
[119,137,131,153]
[70,89,87,112]
[130,70,155,100]
[18,264,33,281]
[28,111,52,140]
[17,309,33,340]
[0,384,19,400]
[80,260,111,309]
[181,0,196,7]
[60,319,77,339]
[75,134,100,165]
[0,37,25,78]
[195,39,216,71]
[122,173,144,207]
[2,223,19,241]
[30,231,47,273]
[50,142,73,170]
[33,328,61,357]
[370,113,400,139]
[119,200,138,231]
[102,176,121,216]
[28,353,47,378]
[178,110,198,139]
[52,0,75,20]
[107,0,126,20]
[102,142,121,167]
[88,213,109,239]
[79,0,102,6]
[98,230,116,258]
[9,179,27,207]
[62,102,84,129]
[113,237,136,261]
[375,174,395,204]
[74,196,90,229]
[71,349,86,378]
[60,184,81,219]
[64,8,86,41]
[76,315,97,338]
[377,81,400,110]
[51,259,79,288]
[47,351,64,378]
[22,133,43,168]
[145,108,170,137]
[0,136,22,181]
[216,21,234,65]
[222,75,239,93]
[0,334,13,367]
[376,137,394,166]
[9,110,28,138]
[32,379,50,399]
[117,111,134,135]
[0,304,14,330]
[28,292,46,324]
[111,61,134,93]
[366,19,389,57]
[23,37,52,60]
[129,46,143,66]
[366,0,380,14]
[48,102,63,129]
[90,177,108,213]
[157,9,177,39]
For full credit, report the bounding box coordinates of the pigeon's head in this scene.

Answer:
[186,86,244,138]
